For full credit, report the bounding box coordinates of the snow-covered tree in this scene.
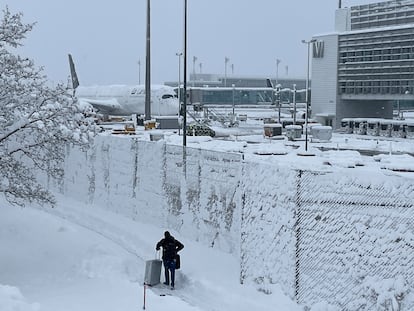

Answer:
[0,7,97,206]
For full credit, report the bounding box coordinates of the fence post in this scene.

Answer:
[294,169,303,303]
[240,191,246,284]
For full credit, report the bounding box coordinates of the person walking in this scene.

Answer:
[156,231,184,289]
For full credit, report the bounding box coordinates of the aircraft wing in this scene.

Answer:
[79,98,122,115]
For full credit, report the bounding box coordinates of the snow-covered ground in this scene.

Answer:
[0,195,301,311]
[2,113,414,311]
[121,116,414,177]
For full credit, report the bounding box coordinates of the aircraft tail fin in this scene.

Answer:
[68,54,80,90]
[266,78,274,88]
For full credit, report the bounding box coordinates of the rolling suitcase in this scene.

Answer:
[175,254,180,270]
[144,252,162,286]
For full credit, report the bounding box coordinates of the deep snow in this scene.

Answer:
[0,195,300,311]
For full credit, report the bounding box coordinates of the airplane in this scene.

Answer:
[68,54,179,117]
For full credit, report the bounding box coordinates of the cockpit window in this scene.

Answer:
[131,88,144,95]
[162,94,174,99]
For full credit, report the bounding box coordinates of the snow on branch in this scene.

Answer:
[0,7,34,48]
[0,8,99,206]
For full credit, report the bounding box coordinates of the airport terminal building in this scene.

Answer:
[165,74,307,107]
[312,0,414,128]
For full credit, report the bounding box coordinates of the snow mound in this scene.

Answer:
[0,284,40,311]
[322,150,365,168]
[374,154,414,172]
[309,301,340,311]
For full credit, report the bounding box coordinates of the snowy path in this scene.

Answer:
[1,195,300,311]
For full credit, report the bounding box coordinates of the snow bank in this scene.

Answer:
[374,154,414,172]
[0,285,39,311]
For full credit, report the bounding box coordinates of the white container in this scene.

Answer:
[264,123,282,137]
[285,125,302,140]
[311,125,332,142]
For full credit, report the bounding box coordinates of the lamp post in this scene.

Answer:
[138,59,141,85]
[224,57,230,87]
[183,0,188,147]
[277,84,281,123]
[144,0,151,120]
[276,59,281,85]
[398,89,410,119]
[176,52,183,114]
[192,56,197,86]
[293,83,297,125]
[301,39,316,152]
[232,84,235,115]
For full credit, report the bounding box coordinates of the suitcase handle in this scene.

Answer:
[155,249,161,260]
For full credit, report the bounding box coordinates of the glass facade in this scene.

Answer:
[338,26,414,96]
[188,88,306,106]
[202,89,272,105]
[350,0,414,30]
[166,75,307,106]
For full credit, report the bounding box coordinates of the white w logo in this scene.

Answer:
[313,41,324,58]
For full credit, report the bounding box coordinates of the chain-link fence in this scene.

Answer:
[241,163,414,310]
[62,137,414,310]
[296,170,414,310]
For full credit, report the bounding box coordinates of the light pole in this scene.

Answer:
[144,0,151,120]
[192,56,197,86]
[183,0,188,147]
[398,89,410,119]
[302,39,316,152]
[293,83,297,125]
[138,59,141,84]
[224,57,230,87]
[232,84,235,115]
[176,52,183,114]
[277,84,281,123]
[276,59,281,85]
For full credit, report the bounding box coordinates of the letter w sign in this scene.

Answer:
[313,41,324,58]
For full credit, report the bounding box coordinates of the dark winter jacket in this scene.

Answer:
[156,235,184,261]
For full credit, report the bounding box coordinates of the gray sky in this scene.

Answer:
[3,0,376,86]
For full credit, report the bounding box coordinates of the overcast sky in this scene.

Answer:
[3,0,376,86]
